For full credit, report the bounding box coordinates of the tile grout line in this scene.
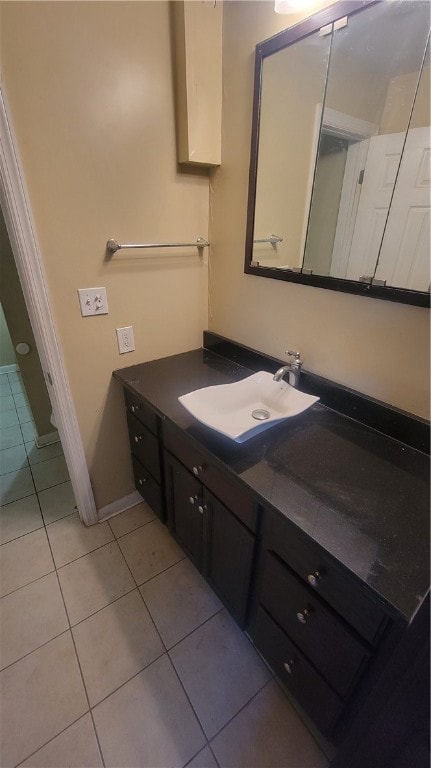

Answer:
[106,516,213,760]
[0,566,57,601]
[208,743,222,768]
[106,516,170,653]
[84,648,168,711]
[165,604,225,653]
[1,419,106,768]
[14,713,94,768]
[272,674,333,761]
[1,522,46,548]
[108,513,159,541]
[208,676,275,746]
[166,621,274,750]
[43,513,107,768]
[2,491,326,766]
[63,583,138,630]
[184,742,221,768]
[108,515,278,760]
[0,627,71,675]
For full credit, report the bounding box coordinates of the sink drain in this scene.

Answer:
[251,408,270,421]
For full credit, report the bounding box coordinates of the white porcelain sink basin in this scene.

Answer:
[178,371,319,443]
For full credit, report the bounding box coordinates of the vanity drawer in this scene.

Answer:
[265,512,387,645]
[261,552,370,698]
[252,605,344,736]
[163,421,257,532]
[124,389,158,436]
[132,456,163,519]
[127,412,161,483]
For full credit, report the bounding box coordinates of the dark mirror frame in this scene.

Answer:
[244,0,431,309]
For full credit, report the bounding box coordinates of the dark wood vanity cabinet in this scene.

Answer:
[163,424,256,627]
[249,507,393,738]
[122,388,256,626]
[119,375,418,747]
[123,389,164,521]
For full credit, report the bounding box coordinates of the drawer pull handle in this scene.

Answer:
[296,609,310,625]
[307,571,320,588]
[138,478,146,485]
[198,504,207,515]
[283,660,295,675]
[192,465,203,476]
[189,496,195,505]
[134,435,143,443]
[131,404,139,413]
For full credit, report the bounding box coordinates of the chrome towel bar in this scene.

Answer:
[106,237,210,254]
[253,234,283,245]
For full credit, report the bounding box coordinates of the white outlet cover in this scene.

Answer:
[78,287,109,317]
[116,326,135,354]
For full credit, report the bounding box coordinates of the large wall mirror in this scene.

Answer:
[245,0,430,307]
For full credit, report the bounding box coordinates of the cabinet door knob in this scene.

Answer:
[189,496,195,505]
[138,477,146,485]
[192,465,203,476]
[131,405,137,413]
[134,435,142,443]
[296,609,310,625]
[198,504,207,515]
[307,571,320,588]
[283,660,295,675]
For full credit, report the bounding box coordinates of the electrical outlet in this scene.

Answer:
[78,287,109,317]
[116,326,135,354]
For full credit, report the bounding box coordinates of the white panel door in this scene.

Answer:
[374,126,430,291]
[343,132,405,281]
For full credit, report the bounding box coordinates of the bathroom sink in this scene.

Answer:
[178,371,319,442]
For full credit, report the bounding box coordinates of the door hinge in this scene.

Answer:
[358,169,365,185]
[46,371,53,386]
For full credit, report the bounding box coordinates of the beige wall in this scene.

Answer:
[209,0,430,419]
[0,209,53,437]
[380,67,430,135]
[1,1,209,508]
[254,34,330,268]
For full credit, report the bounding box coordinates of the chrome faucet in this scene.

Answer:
[273,350,303,388]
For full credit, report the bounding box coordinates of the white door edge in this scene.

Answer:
[0,86,98,526]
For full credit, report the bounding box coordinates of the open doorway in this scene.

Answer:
[0,210,78,533]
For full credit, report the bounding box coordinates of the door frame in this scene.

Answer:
[0,86,98,526]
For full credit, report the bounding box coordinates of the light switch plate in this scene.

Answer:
[116,326,135,354]
[78,287,109,317]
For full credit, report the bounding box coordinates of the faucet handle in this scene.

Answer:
[286,350,302,365]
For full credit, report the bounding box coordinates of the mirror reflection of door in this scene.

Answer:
[332,132,405,281]
[301,1,430,287]
[374,40,430,292]
[373,127,430,291]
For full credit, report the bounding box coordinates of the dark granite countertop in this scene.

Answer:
[113,346,430,624]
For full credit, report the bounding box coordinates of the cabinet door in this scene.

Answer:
[203,490,254,627]
[164,452,203,570]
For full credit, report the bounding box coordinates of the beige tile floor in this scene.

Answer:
[0,371,330,767]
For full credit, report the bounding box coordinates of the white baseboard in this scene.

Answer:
[97,491,142,522]
[36,430,60,447]
[0,364,19,375]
